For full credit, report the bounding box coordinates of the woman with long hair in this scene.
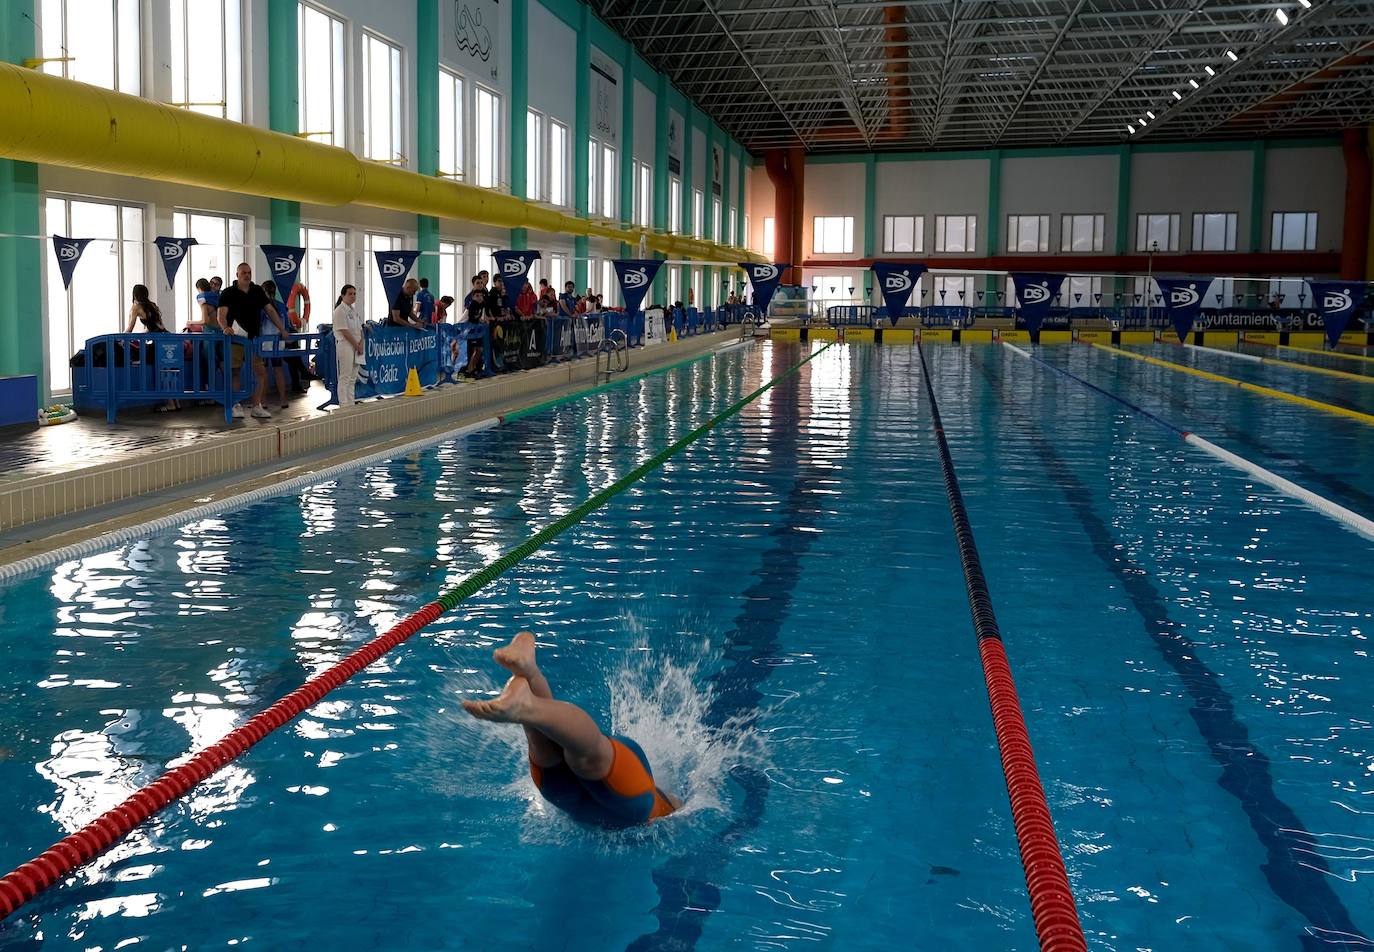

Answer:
[124,285,178,412]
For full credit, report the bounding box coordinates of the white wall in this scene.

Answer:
[803,162,865,259]
[633,80,655,164]
[874,157,990,254]
[1129,150,1252,249]
[1264,147,1346,251]
[691,127,706,193]
[1001,154,1118,253]
[528,2,575,127]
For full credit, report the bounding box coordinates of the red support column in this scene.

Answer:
[765,147,806,286]
[1342,128,1371,280]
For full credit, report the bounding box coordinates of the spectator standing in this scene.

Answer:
[259,279,291,411]
[216,262,284,420]
[416,277,436,324]
[486,275,510,319]
[332,284,364,408]
[436,295,454,323]
[559,281,578,317]
[389,277,423,329]
[126,285,177,412]
[462,289,487,376]
[515,280,537,317]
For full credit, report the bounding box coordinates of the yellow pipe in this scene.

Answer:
[0,63,764,264]
[1092,343,1374,426]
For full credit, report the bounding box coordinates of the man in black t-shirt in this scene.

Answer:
[216,262,285,420]
[390,277,423,329]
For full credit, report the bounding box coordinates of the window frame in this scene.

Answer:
[548,119,569,207]
[526,108,546,201]
[1135,213,1181,252]
[812,216,855,255]
[40,0,142,95]
[169,0,242,120]
[298,1,348,149]
[1191,212,1238,252]
[1059,214,1105,253]
[361,30,405,165]
[882,215,924,254]
[1271,211,1318,251]
[474,84,502,190]
[438,67,465,182]
[934,214,977,254]
[1006,214,1050,254]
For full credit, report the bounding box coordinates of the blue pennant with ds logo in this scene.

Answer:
[154,237,197,290]
[1308,281,1366,348]
[493,250,540,301]
[51,236,93,290]
[261,245,306,299]
[1010,273,1067,342]
[1154,277,1210,343]
[870,262,928,325]
[740,262,787,316]
[374,250,421,313]
[613,259,664,316]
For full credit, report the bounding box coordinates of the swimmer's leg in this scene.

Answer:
[491,631,563,768]
[463,677,615,780]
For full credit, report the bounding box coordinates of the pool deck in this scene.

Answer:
[0,330,746,564]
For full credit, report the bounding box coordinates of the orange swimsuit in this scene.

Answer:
[530,735,675,828]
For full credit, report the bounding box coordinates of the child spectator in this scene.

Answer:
[416,277,436,324]
[259,279,291,410]
[436,295,454,323]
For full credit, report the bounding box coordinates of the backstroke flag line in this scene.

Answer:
[870,262,928,325]
[261,245,306,303]
[1308,281,1366,348]
[154,237,197,290]
[1010,273,1067,342]
[51,236,92,290]
[374,250,421,314]
[1153,276,1210,343]
[493,250,540,302]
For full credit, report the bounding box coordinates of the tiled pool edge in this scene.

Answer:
[0,332,742,540]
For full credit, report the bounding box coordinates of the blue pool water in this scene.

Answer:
[1,341,1372,950]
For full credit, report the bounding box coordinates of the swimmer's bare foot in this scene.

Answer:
[494,631,538,679]
[462,676,534,723]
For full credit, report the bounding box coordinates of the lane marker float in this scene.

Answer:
[0,341,820,922]
[1005,343,1374,543]
[1185,343,1374,383]
[916,342,1088,952]
[1091,343,1374,426]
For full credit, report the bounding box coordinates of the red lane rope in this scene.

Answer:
[915,342,1087,951]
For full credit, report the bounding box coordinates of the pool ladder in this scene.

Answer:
[740,309,765,341]
[596,329,629,383]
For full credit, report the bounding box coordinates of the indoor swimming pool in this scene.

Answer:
[1,340,1371,951]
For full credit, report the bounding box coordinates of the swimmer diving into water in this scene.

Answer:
[463,632,681,827]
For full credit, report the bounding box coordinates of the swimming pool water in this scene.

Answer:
[1,341,1371,950]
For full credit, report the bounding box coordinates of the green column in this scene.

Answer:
[574,4,590,287]
[681,105,694,239]
[1115,144,1133,304]
[703,123,715,243]
[505,0,524,250]
[863,154,876,259]
[267,0,300,243]
[417,0,442,255]
[620,46,634,231]
[720,133,731,254]
[652,74,669,300]
[985,149,1001,301]
[736,142,746,248]
[1,0,43,398]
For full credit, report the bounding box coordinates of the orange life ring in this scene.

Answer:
[287,283,312,330]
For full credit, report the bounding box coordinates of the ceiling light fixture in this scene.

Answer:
[1127,123,1136,134]
[1172,90,1183,100]
[1276,8,1290,24]
[1189,79,1200,88]
[1205,65,1216,76]
[1139,116,1148,125]
[1146,111,1156,119]
[1225,49,1238,61]
[1298,0,1312,8]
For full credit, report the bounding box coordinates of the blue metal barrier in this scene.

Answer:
[921,306,971,327]
[826,305,877,327]
[72,332,257,423]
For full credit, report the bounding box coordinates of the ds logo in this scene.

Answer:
[1323,291,1352,312]
[1021,283,1050,304]
[622,267,649,288]
[272,258,295,274]
[57,244,79,260]
[1169,285,1199,307]
[502,258,526,276]
[750,265,779,282]
[883,270,912,293]
[381,259,406,277]
[162,243,184,259]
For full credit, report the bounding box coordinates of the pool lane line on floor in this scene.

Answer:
[0,340,757,582]
[0,341,818,923]
[1091,343,1374,426]
[975,351,1367,949]
[1186,343,1374,383]
[1004,343,1374,543]
[916,342,1088,952]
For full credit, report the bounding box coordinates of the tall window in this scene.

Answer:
[934,276,971,304]
[438,68,465,181]
[668,178,682,233]
[634,161,652,228]
[548,253,568,294]
[712,198,722,242]
[301,225,347,319]
[40,0,140,94]
[1271,212,1318,251]
[438,240,465,301]
[813,216,854,255]
[601,145,617,219]
[934,215,977,253]
[44,196,144,391]
[1192,212,1237,251]
[174,210,248,328]
[1136,213,1180,252]
[1006,215,1049,253]
[601,260,618,307]
[691,267,702,307]
[475,86,501,189]
[364,233,401,318]
[883,215,923,254]
[362,34,403,163]
[475,244,498,278]
[549,120,569,206]
[728,208,737,246]
[299,3,346,148]
[669,267,682,306]
[692,189,704,239]
[1061,276,1104,309]
[762,217,775,255]
[170,0,242,120]
[526,110,546,201]
[1060,214,1105,252]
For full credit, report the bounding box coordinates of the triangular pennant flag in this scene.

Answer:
[261,245,305,301]
[740,262,786,315]
[154,237,197,290]
[613,259,664,316]
[1308,281,1367,348]
[1010,273,1067,343]
[493,250,541,302]
[51,236,93,289]
[374,250,421,311]
[870,262,928,325]
[1154,276,1211,343]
